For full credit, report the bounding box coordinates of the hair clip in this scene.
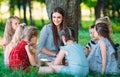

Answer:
[20,23,26,26]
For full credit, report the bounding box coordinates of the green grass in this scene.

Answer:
[0,29,120,77]
[0,20,120,77]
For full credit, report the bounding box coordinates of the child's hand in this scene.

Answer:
[27,42,37,54]
[28,42,37,48]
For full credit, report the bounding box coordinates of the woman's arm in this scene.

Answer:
[41,48,57,57]
[53,50,66,65]
[100,41,107,74]
[38,25,56,56]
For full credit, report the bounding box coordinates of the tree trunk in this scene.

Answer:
[22,0,27,24]
[9,0,15,15]
[28,0,34,25]
[102,0,107,16]
[17,0,21,18]
[94,0,104,19]
[45,0,81,41]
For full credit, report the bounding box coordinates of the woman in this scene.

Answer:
[38,7,67,62]
[38,28,89,77]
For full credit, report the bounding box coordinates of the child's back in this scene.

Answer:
[88,38,118,74]
[60,42,88,76]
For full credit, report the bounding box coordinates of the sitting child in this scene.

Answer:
[3,16,20,49]
[84,25,98,56]
[4,23,26,66]
[39,28,89,77]
[95,16,112,35]
[95,16,119,59]
[87,23,119,75]
[9,26,39,71]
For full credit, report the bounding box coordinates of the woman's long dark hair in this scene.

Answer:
[95,23,118,59]
[50,7,67,48]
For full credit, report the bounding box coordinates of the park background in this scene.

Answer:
[0,0,120,77]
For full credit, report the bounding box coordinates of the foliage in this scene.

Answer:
[83,0,97,8]
[36,0,45,3]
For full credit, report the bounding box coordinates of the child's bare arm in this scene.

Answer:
[53,50,66,65]
[100,41,107,74]
[25,45,39,67]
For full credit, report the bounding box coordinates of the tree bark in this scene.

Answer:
[102,0,107,16]
[9,0,15,15]
[28,0,34,25]
[45,0,81,41]
[17,0,21,18]
[94,0,104,19]
[22,0,27,24]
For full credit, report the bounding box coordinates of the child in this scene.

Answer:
[84,25,98,56]
[9,26,39,71]
[4,23,26,66]
[87,23,118,75]
[95,16,119,59]
[39,28,89,77]
[3,16,20,48]
[95,16,112,35]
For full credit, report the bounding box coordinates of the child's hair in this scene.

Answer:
[9,23,26,47]
[62,27,76,42]
[3,16,20,45]
[95,16,112,35]
[95,23,118,59]
[4,24,26,65]
[90,25,95,29]
[5,24,26,50]
[21,26,38,41]
[95,23,114,45]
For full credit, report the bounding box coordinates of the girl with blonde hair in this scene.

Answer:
[3,16,20,48]
[9,26,39,71]
[4,23,26,66]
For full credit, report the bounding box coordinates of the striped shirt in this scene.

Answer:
[85,40,96,50]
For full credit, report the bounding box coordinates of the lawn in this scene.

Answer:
[0,27,120,77]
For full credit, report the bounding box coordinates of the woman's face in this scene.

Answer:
[12,19,20,31]
[52,12,63,27]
